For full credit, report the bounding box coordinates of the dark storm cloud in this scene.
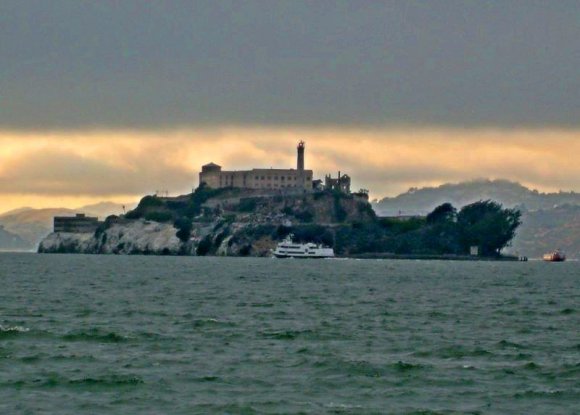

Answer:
[1,1,578,129]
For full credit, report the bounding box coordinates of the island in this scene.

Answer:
[38,142,521,259]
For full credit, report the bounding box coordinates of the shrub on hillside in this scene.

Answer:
[294,210,314,222]
[237,198,258,212]
[144,211,173,223]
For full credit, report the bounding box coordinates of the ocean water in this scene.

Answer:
[0,253,578,414]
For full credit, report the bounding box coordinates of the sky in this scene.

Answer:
[1,1,579,213]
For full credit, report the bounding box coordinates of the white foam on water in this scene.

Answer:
[0,325,30,333]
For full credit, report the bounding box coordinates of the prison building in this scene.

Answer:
[199,141,313,191]
[53,213,100,233]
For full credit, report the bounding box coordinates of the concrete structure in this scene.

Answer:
[54,213,100,233]
[324,172,351,193]
[199,141,313,191]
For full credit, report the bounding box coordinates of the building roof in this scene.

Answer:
[249,168,313,173]
[202,162,221,168]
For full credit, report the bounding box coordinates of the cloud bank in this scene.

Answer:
[1,126,578,212]
[1,1,578,129]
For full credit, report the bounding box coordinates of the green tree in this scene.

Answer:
[423,203,460,254]
[426,203,456,224]
[457,200,521,256]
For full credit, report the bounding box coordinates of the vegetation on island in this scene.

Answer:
[115,185,521,258]
[33,179,580,258]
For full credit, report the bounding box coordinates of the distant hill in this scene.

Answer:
[0,202,135,250]
[373,179,580,216]
[507,205,580,259]
[372,179,580,259]
[77,202,133,219]
[0,207,34,217]
[0,225,30,251]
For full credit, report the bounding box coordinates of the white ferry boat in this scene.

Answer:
[272,234,334,259]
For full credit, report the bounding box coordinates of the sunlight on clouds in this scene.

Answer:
[0,194,137,213]
[0,126,579,212]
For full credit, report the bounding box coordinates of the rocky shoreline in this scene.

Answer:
[38,187,521,259]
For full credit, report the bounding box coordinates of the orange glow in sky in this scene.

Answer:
[1,126,579,214]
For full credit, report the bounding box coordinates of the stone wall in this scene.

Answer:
[200,168,313,191]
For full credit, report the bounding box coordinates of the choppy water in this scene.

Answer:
[0,253,578,414]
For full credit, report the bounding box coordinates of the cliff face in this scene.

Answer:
[38,190,375,256]
[39,220,183,255]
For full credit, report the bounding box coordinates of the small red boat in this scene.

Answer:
[543,250,566,262]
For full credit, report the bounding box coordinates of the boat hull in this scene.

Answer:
[273,253,334,259]
[543,256,566,262]
[543,252,566,262]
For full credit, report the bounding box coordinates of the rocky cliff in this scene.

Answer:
[38,220,182,255]
[38,189,375,256]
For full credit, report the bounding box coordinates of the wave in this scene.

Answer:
[513,389,570,399]
[261,330,308,340]
[191,318,236,328]
[391,361,426,372]
[194,375,221,382]
[413,345,493,359]
[501,361,580,381]
[260,328,350,341]
[560,308,575,315]
[67,375,144,387]
[521,361,542,371]
[1,374,144,389]
[62,328,129,343]
[497,339,527,349]
[0,325,30,338]
[193,403,258,413]
[19,355,41,363]
[313,359,426,378]
[51,353,98,363]
[559,362,580,377]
